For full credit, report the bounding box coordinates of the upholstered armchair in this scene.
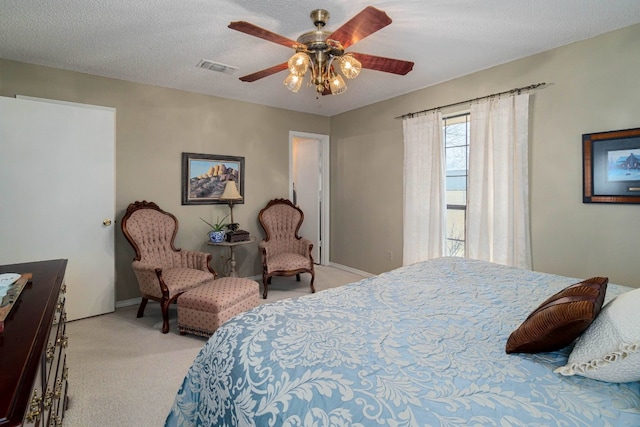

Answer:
[258,198,315,299]
[121,201,215,333]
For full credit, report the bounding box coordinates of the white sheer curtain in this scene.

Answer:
[402,111,445,265]
[467,93,531,269]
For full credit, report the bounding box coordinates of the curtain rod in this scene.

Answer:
[394,82,546,120]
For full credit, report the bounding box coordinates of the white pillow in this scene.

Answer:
[554,287,640,382]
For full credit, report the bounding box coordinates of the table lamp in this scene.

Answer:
[219,180,243,224]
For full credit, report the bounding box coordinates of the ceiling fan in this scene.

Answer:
[228,6,414,96]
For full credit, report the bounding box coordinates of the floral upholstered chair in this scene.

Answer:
[258,198,315,299]
[121,201,215,333]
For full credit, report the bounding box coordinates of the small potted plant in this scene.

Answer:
[200,214,229,243]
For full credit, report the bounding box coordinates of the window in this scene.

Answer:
[443,113,470,257]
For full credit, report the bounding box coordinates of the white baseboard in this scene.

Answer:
[327,262,374,277]
[116,297,141,309]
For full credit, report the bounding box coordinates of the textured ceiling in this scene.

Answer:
[1,1,640,116]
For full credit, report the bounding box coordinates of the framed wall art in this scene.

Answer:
[181,152,245,205]
[583,127,640,204]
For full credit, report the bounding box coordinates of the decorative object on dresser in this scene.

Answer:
[121,201,216,333]
[0,259,69,427]
[0,273,31,333]
[258,198,315,299]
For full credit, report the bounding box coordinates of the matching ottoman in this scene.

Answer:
[177,277,260,337]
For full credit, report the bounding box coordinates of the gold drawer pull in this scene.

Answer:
[46,343,56,361]
[56,334,69,348]
[25,390,42,423]
[49,414,62,427]
[56,301,64,312]
[44,388,53,410]
[54,379,63,399]
[25,407,41,423]
[60,283,67,294]
[63,364,69,380]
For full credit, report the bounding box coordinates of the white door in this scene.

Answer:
[0,96,115,321]
[290,132,330,265]
[294,137,320,262]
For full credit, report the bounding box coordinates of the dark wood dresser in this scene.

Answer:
[0,260,69,427]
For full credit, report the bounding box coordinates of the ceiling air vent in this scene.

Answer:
[196,59,238,75]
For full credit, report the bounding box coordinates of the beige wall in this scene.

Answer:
[1,22,639,303]
[331,23,640,288]
[0,60,330,301]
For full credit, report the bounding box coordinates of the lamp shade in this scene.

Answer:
[220,180,242,201]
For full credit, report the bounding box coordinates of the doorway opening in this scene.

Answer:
[289,131,330,265]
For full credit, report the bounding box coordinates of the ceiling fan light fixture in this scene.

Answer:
[329,73,347,95]
[288,52,310,76]
[338,55,361,79]
[283,73,303,92]
[230,7,414,98]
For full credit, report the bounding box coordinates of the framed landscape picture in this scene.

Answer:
[181,152,245,205]
[583,127,640,204]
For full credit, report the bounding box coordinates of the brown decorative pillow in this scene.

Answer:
[505,277,608,354]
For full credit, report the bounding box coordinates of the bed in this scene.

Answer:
[166,257,640,426]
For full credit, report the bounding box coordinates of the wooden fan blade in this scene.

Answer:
[328,6,392,49]
[229,21,300,49]
[239,63,288,82]
[351,52,414,75]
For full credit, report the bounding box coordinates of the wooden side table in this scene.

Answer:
[207,237,256,277]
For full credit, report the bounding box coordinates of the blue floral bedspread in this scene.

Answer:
[166,257,640,427]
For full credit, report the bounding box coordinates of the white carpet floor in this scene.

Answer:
[63,265,368,427]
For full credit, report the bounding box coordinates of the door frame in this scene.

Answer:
[289,131,330,266]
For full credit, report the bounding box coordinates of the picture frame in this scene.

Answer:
[583,127,640,204]
[181,152,245,205]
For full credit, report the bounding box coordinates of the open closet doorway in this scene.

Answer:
[290,131,330,265]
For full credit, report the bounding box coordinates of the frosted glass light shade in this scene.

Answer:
[329,74,347,95]
[283,73,303,92]
[288,52,310,76]
[338,55,361,79]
